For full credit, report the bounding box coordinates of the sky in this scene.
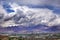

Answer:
[0,0,60,34]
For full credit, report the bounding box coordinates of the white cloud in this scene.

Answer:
[0,20,19,27]
[0,3,60,28]
[0,5,7,24]
[0,4,7,16]
[48,17,60,26]
[9,3,60,27]
[0,0,60,34]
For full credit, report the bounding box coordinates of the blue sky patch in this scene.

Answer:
[3,2,15,13]
[53,8,60,14]
[27,5,54,10]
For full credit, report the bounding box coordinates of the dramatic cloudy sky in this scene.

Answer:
[0,0,60,34]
